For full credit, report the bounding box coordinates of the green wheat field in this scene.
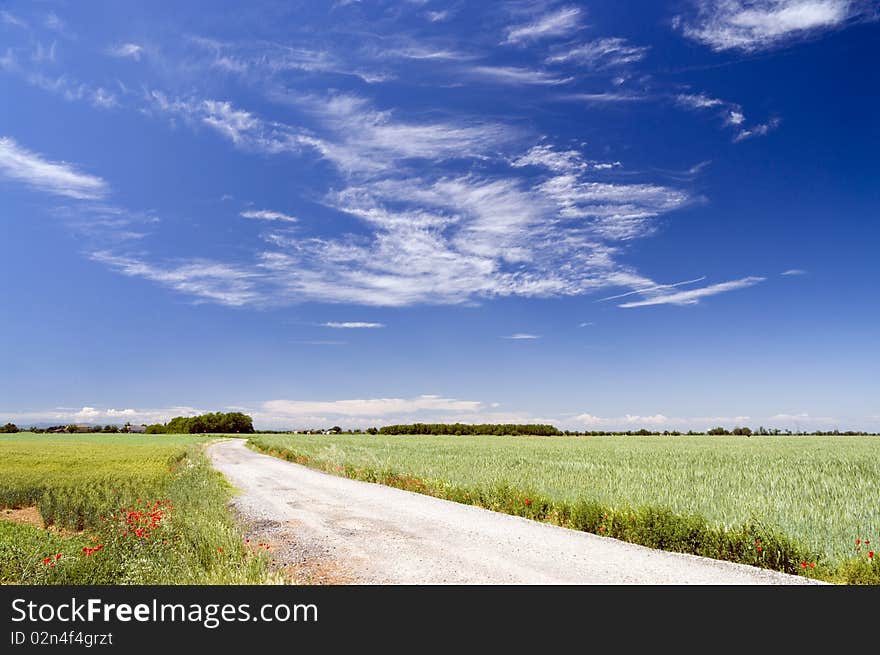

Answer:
[0,433,270,585]
[250,432,880,564]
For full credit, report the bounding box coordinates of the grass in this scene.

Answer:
[0,433,271,585]
[249,433,880,582]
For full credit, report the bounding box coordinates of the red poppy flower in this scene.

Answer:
[43,557,51,565]
[524,498,531,506]
[800,562,807,568]
[869,552,874,559]
[217,547,223,553]
[55,553,62,560]
[809,562,815,568]
[856,538,861,545]
[756,546,763,552]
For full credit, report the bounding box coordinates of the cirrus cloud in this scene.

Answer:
[0,137,108,199]
[678,0,875,52]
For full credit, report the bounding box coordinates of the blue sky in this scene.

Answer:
[1,0,878,431]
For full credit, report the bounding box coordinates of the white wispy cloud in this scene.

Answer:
[546,38,649,68]
[241,209,298,223]
[295,93,516,173]
[50,203,156,246]
[618,276,765,307]
[92,88,118,108]
[322,322,385,329]
[187,35,391,84]
[564,92,649,103]
[465,65,573,86]
[678,0,873,52]
[31,41,56,63]
[75,81,740,311]
[578,321,595,327]
[574,412,674,427]
[734,117,781,141]
[781,268,807,275]
[97,118,695,308]
[383,47,471,61]
[511,144,588,173]
[511,144,621,174]
[1,10,28,29]
[676,92,725,109]
[107,43,144,61]
[597,276,708,302]
[90,251,261,306]
[769,412,833,423]
[0,137,108,199]
[147,91,301,154]
[426,10,451,22]
[502,333,540,339]
[675,92,779,142]
[261,394,483,418]
[538,171,690,240]
[0,51,120,109]
[45,12,68,35]
[503,6,583,45]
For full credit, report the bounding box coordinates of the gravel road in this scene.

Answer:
[208,439,821,585]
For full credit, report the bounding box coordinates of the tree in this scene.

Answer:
[151,412,255,434]
[707,427,730,435]
[0,423,18,433]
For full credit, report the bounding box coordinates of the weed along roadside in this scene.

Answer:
[246,433,880,584]
[0,433,272,585]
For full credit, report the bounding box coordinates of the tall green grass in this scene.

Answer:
[0,434,270,585]
[249,433,880,581]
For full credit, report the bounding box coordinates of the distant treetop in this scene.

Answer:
[145,412,254,434]
[377,423,562,436]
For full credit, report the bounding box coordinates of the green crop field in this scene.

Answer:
[250,433,880,581]
[0,433,270,585]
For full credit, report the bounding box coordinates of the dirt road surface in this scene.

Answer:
[208,439,821,585]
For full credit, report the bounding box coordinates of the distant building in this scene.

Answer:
[129,425,146,433]
[74,425,92,433]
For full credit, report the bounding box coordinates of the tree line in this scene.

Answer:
[2,418,877,437]
[376,423,564,436]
